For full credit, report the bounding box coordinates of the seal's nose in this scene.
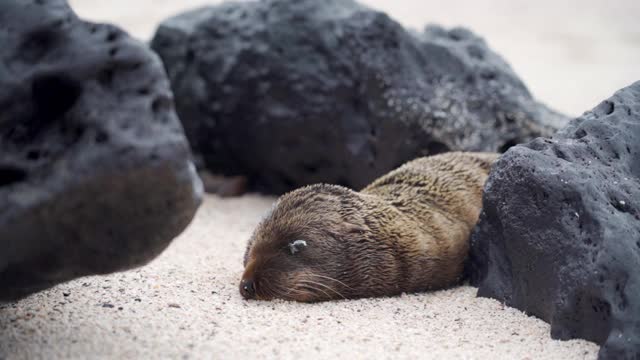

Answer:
[240,278,255,299]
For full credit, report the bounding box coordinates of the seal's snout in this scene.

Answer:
[240,278,255,299]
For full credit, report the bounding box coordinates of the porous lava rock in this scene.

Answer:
[0,0,202,301]
[469,81,640,359]
[151,0,565,194]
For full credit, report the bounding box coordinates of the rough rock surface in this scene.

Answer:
[0,0,202,301]
[469,81,640,359]
[151,0,566,194]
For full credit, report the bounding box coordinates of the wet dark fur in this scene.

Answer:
[241,152,498,302]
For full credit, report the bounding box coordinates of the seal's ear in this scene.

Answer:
[288,239,307,254]
[343,222,367,235]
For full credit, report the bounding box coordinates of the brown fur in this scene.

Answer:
[240,152,498,302]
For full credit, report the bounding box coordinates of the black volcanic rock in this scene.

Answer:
[0,0,202,301]
[151,0,565,194]
[469,81,640,359]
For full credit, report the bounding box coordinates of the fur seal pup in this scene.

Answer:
[240,152,498,301]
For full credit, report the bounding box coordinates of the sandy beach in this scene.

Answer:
[3,0,639,358]
[0,195,599,359]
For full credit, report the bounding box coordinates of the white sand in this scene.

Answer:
[0,195,599,359]
[3,1,633,358]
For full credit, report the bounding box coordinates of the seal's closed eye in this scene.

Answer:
[288,239,307,254]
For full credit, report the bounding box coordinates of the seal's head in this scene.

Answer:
[240,184,401,302]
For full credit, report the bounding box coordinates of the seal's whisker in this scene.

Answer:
[264,277,312,300]
[257,271,292,299]
[308,273,354,291]
[259,278,284,300]
[281,285,310,297]
[286,288,315,301]
[297,283,332,300]
[298,279,346,300]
